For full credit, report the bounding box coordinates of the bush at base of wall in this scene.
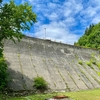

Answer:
[33,76,48,92]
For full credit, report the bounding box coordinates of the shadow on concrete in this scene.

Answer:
[7,68,37,96]
[6,59,35,92]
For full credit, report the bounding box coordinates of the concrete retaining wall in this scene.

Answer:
[4,36,100,92]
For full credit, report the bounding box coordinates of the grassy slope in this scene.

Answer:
[1,89,100,100]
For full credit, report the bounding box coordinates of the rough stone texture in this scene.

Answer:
[3,36,100,91]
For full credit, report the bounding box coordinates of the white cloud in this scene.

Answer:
[92,16,100,24]
[45,12,58,21]
[3,0,100,44]
[30,0,83,44]
[89,0,100,6]
[80,6,97,18]
[33,21,80,44]
[63,0,83,14]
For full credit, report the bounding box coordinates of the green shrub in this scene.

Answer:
[91,60,96,65]
[97,72,100,76]
[96,62,100,69]
[86,61,91,66]
[0,57,8,91]
[78,60,83,65]
[90,53,96,65]
[33,76,48,92]
[86,61,94,69]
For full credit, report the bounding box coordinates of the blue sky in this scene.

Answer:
[3,0,100,44]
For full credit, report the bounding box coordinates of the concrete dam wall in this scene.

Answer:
[4,36,100,92]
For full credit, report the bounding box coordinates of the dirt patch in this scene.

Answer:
[45,95,73,100]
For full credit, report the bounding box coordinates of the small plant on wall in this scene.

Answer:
[90,53,96,65]
[78,60,83,65]
[86,61,91,66]
[33,76,48,92]
[97,72,100,76]
[91,60,96,65]
[96,62,100,69]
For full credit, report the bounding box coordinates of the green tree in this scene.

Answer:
[75,23,100,49]
[0,0,37,91]
[0,0,37,43]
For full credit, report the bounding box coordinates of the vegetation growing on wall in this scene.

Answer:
[75,22,100,49]
[96,62,100,69]
[0,0,37,91]
[33,77,48,92]
[78,60,83,65]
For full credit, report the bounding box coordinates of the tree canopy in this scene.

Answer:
[75,22,100,49]
[0,0,37,91]
[0,0,37,43]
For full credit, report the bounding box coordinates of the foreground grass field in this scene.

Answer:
[0,89,100,100]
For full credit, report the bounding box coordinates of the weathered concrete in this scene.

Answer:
[4,36,100,92]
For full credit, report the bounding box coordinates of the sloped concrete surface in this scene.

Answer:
[4,36,100,91]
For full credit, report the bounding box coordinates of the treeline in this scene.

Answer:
[75,22,100,49]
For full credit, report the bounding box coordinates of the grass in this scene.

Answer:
[67,89,100,100]
[1,89,100,100]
